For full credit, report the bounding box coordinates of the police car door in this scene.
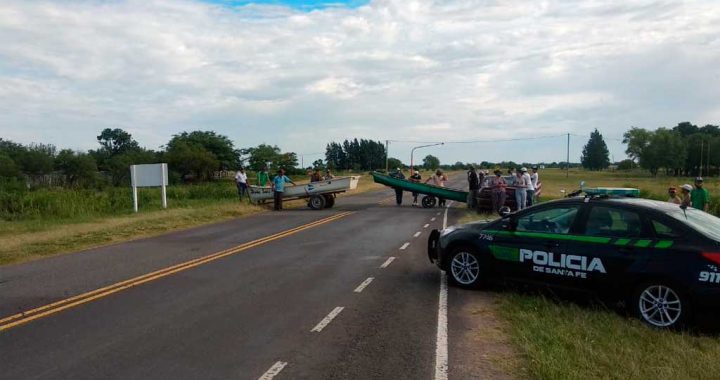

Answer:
[490,204,583,285]
[570,204,654,292]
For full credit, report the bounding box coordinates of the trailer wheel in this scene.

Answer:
[309,195,326,210]
[422,196,437,208]
[324,195,335,208]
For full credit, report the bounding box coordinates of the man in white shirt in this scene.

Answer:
[528,166,539,206]
[235,168,249,201]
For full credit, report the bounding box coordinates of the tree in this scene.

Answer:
[622,127,651,163]
[423,154,440,170]
[387,157,403,170]
[617,159,636,171]
[312,159,325,170]
[581,129,610,171]
[165,141,219,181]
[97,128,140,156]
[17,143,56,176]
[166,131,240,170]
[0,154,20,178]
[639,129,686,176]
[673,121,699,137]
[55,150,98,186]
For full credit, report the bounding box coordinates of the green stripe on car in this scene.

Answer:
[655,240,673,248]
[485,230,611,244]
[489,245,520,261]
[634,239,652,248]
[614,238,631,246]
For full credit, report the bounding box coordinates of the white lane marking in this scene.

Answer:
[443,207,449,229]
[400,242,410,250]
[431,217,436,222]
[380,257,396,268]
[354,277,374,293]
[413,231,422,238]
[311,307,344,332]
[258,361,288,380]
[435,272,449,380]
[424,224,430,228]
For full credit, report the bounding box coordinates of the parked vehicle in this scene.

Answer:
[428,190,720,328]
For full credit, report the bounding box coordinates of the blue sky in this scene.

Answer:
[0,0,718,165]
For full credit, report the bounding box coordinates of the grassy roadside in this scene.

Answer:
[0,173,385,266]
[497,294,720,379]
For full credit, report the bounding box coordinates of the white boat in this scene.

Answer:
[249,176,360,209]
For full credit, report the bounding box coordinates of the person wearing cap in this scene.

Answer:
[324,169,334,180]
[409,170,422,206]
[467,165,480,209]
[389,167,406,206]
[691,177,710,212]
[529,166,539,206]
[489,169,507,214]
[667,187,681,205]
[680,184,693,208]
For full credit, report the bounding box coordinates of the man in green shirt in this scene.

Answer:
[691,177,710,212]
[257,166,269,187]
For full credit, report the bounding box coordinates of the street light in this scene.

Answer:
[410,142,444,173]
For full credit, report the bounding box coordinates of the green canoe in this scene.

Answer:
[371,171,468,203]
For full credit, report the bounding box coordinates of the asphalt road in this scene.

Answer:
[0,179,475,379]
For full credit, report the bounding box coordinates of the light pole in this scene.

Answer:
[410,142,444,173]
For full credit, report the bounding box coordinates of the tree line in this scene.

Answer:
[622,122,720,176]
[324,139,386,171]
[0,128,302,188]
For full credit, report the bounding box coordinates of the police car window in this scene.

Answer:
[516,206,579,234]
[668,208,720,241]
[651,219,682,239]
[584,206,644,238]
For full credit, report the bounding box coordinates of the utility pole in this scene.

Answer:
[708,140,712,177]
[700,140,704,177]
[566,133,570,178]
[385,140,389,173]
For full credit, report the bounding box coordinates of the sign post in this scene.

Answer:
[130,163,169,212]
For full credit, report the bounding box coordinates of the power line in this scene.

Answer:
[388,133,569,144]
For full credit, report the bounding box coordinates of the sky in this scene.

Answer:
[1,0,719,165]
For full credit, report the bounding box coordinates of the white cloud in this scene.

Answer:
[0,0,718,164]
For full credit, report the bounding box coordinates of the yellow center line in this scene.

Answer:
[0,211,354,332]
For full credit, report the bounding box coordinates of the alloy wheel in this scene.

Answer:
[450,252,480,285]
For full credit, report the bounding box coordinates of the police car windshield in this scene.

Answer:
[669,208,720,242]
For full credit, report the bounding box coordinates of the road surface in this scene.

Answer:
[0,178,488,379]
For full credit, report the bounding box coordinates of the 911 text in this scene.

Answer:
[699,271,720,283]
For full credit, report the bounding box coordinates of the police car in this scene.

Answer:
[428,188,720,328]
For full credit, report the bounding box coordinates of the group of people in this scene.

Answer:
[308,169,334,182]
[389,168,449,206]
[667,177,710,211]
[469,166,540,213]
[234,167,295,211]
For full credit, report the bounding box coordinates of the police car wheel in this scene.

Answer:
[633,282,688,329]
[448,247,483,288]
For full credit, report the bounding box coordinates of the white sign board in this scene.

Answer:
[131,163,168,187]
[130,163,168,212]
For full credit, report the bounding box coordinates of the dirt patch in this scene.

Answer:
[450,288,527,379]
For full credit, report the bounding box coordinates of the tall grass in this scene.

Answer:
[0,181,239,221]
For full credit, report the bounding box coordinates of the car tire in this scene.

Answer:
[631,281,690,329]
[447,246,484,289]
[309,195,326,210]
